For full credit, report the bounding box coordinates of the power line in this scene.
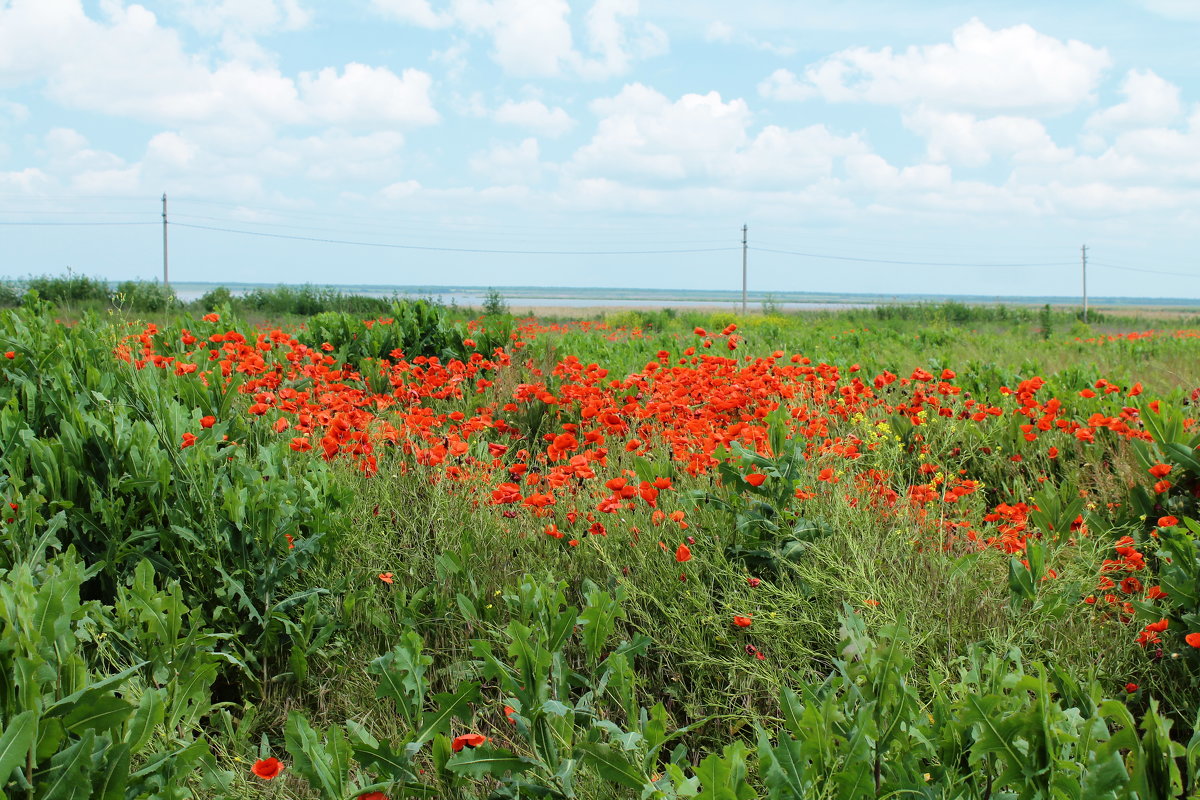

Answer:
[0,220,157,227]
[750,245,1075,268]
[172,221,740,256]
[168,212,735,246]
[1090,260,1199,278]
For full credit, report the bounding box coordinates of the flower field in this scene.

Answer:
[3,295,1200,799]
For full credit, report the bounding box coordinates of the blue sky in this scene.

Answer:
[1,0,1199,298]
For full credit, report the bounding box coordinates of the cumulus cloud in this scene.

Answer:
[369,0,666,79]
[369,0,453,27]
[1086,69,1182,131]
[299,64,439,126]
[570,84,864,188]
[0,1,438,131]
[469,137,543,183]
[576,0,668,79]
[493,99,575,137]
[903,108,1071,167]
[175,0,312,35]
[762,19,1111,114]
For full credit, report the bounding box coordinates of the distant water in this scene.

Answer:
[170,285,870,311]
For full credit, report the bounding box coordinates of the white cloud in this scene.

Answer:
[903,107,1071,167]
[299,64,439,126]
[1136,0,1200,21]
[454,0,577,77]
[767,19,1111,114]
[41,128,127,174]
[704,20,734,42]
[470,137,542,183]
[758,68,814,102]
[574,84,752,182]
[370,0,453,27]
[369,0,666,79]
[0,167,51,192]
[577,0,668,79]
[571,84,864,189]
[0,100,29,124]
[1086,69,1182,131]
[176,0,312,35]
[493,99,575,137]
[705,19,793,57]
[0,1,438,132]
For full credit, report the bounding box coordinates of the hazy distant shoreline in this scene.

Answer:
[157,281,1200,310]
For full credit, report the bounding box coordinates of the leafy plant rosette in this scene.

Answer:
[689,413,833,575]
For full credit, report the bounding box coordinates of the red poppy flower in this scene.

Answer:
[201,313,220,323]
[251,758,284,779]
[747,577,761,587]
[451,733,488,752]
[1148,464,1172,478]
[180,432,197,449]
[675,544,692,562]
[733,615,752,628]
[1158,515,1179,527]
[1125,683,1138,694]
[4,351,15,359]
[378,572,394,584]
[504,705,516,724]
[358,793,389,800]
[199,415,216,428]
[745,473,766,487]
[1186,632,1200,648]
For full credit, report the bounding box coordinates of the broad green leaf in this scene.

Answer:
[445,745,538,779]
[414,682,480,746]
[38,729,96,800]
[0,710,36,786]
[576,742,647,789]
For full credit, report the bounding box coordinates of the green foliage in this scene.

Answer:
[113,280,176,312]
[483,287,509,316]
[22,272,112,304]
[238,284,398,316]
[197,285,233,312]
[0,299,348,692]
[690,412,832,575]
[0,546,230,798]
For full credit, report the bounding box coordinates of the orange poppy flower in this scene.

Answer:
[675,544,692,562]
[1186,632,1200,648]
[251,758,284,779]
[733,615,752,628]
[378,572,394,584]
[451,733,488,752]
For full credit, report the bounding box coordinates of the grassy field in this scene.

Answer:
[2,289,1200,799]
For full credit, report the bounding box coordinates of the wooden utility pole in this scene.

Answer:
[1081,243,1088,324]
[162,193,169,289]
[741,224,747,315]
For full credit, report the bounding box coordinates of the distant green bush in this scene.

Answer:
[198,285,234,311]
[113,279,176,312]
[23,272,111,304]
[239,284,396,316]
